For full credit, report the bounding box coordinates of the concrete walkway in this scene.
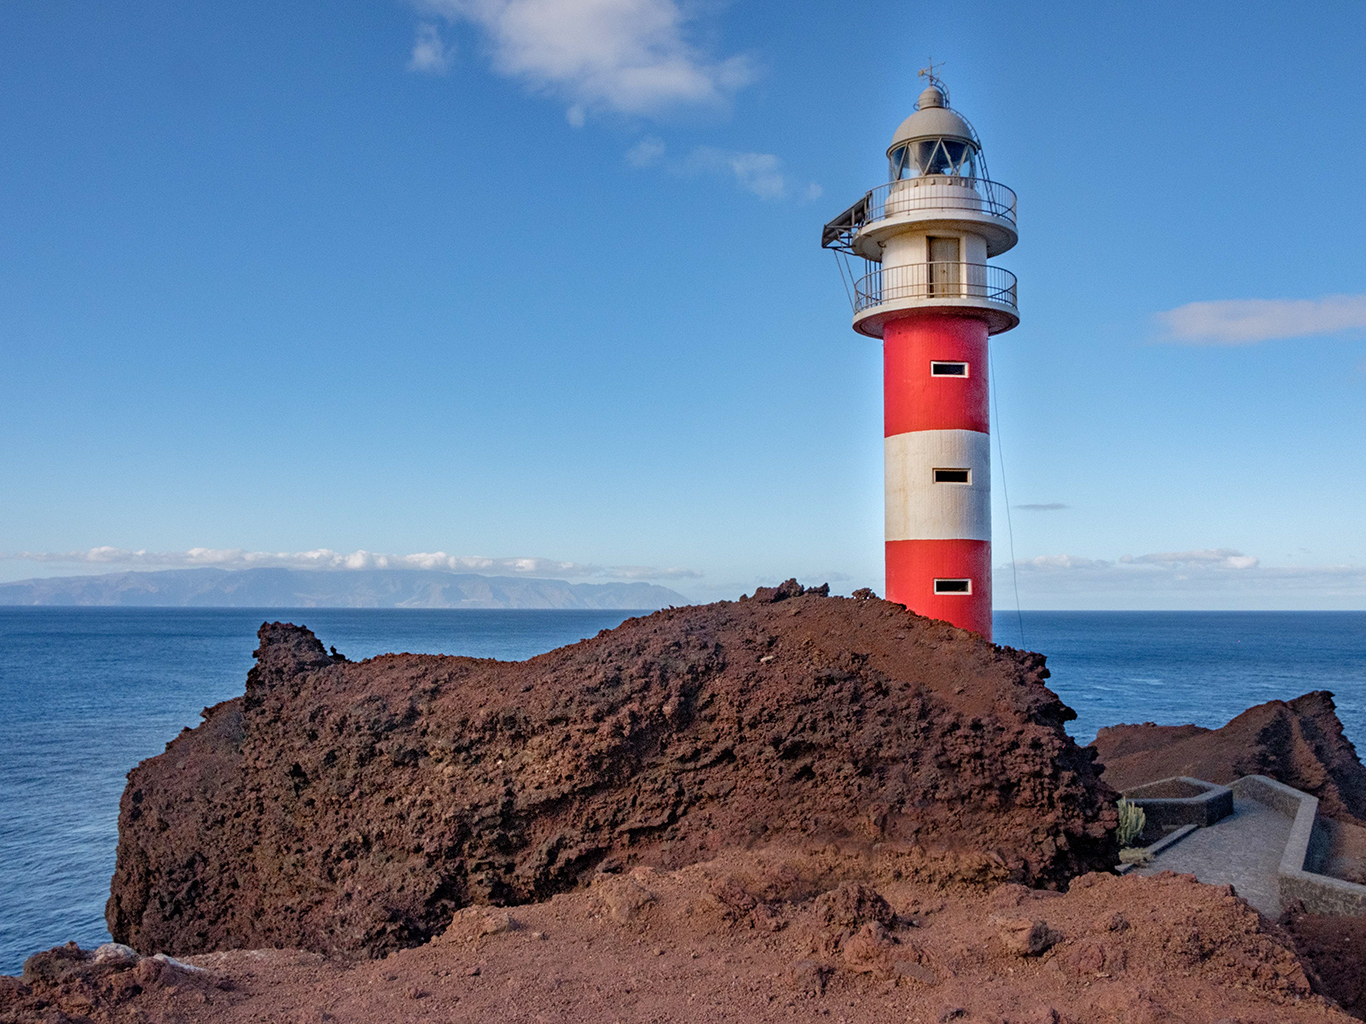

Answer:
[1138,796,1292,918]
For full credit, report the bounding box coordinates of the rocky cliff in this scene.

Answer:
[106,582,1118,959]
[1093,691,1366,825]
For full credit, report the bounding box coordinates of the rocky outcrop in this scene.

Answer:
[107,583,1118,959]
[1093,692,1366,825]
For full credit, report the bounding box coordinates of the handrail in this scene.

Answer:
[822,177,1017,253]
[853,262,1017,315]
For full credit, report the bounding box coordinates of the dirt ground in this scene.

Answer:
[6,846,1358,1023]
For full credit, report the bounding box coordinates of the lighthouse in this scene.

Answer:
[822,72,1018,639]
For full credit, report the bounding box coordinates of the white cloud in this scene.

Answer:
[413,0,756,121]
[995,549,1366,608]
[1156,294,1366,345]
[1011,548,1260,574]
[408,22,453,74]
[625,142,819,202]
[1121,549,1259,570]
[998,548,1366,591]
[684,146,788,200]
[1015,503,1069,512]
[2,547,702,581]
[625,136,665,167]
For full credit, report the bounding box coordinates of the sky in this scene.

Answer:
[2,0,1365,608]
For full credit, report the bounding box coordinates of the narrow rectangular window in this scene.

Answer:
[931,361,969,376]
[933,468,971,484]
[934,578,972,594]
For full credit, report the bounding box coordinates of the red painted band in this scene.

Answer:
[883,314,990,437]
[885,538,992,639]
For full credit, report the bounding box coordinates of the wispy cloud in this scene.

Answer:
[996,548,1366,599]
[412,0,756,123]
[685,146,787,199]
[408,22,454,74]
[625,136,665,167]
[1122,548,1259,570]
[1015,503,1069,512]
[624,140,819,201]
[1156,294,1366,345]
[1011,548,1259,573]
[2,547,702,581]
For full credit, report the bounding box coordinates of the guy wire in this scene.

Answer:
[989,346,1026,649]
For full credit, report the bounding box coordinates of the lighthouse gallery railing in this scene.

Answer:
[821,177,1017,253]
[853,262,1018,314]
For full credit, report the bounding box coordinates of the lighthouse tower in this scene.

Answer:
[822,73,1018,639]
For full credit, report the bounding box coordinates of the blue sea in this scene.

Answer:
[1,607,1363,974]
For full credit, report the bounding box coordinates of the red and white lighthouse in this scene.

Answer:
[822,73,1018,639]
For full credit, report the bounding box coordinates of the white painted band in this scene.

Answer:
[885,428,991,541]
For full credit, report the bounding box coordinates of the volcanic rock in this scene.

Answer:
[1093,691,1366,825]
[107,584,1117,959]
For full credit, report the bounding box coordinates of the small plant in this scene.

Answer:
[1116,798,1146,848]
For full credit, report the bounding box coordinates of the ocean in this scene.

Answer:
[1,607,1362,974]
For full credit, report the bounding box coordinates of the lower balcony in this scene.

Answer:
[852,262,1019,337]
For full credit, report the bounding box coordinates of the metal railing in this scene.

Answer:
[854,262,1017,315]
[869,177,1016,223]
[822,176,1016,253]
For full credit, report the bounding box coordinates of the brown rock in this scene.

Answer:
[477,911,516,936]
[992,915,1062,956]
[892,959,939,986]
[842,921,895,974]
[815,881,895,929]
[107,591,1118,958]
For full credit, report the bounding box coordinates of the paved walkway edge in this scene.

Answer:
[1115,824,1199,876]
[1234,775,1366,917]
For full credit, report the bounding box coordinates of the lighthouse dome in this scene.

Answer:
[887,84,981,180]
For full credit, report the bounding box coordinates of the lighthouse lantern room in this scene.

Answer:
[822,71,1019,640]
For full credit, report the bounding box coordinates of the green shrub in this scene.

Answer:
[1116,798,1146,848]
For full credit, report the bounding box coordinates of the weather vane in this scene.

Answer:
[918,59,945,89]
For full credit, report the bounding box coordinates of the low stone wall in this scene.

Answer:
[1124,776,1234,836]
[1233,775,1366,917]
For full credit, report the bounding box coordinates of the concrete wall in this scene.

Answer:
[1234,775,1366,917]
[1125,776,1233,832]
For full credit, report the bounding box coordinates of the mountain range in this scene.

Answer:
[0,567,688,610]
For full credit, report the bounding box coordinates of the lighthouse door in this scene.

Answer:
[927,236,961,297]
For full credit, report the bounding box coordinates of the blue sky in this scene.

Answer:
[2,0,1364,607]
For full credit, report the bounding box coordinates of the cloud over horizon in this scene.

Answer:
[2,547,702,581]
[1156,294,1366,345]
[997,547,1366,598]
[409,0,756,122]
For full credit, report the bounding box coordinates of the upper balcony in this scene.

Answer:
[822,176,1018,260]
[850,261,1019,338]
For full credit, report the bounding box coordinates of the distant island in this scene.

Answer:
[0,567,689,610]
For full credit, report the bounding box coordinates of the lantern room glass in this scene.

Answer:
[889,139,979,181]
